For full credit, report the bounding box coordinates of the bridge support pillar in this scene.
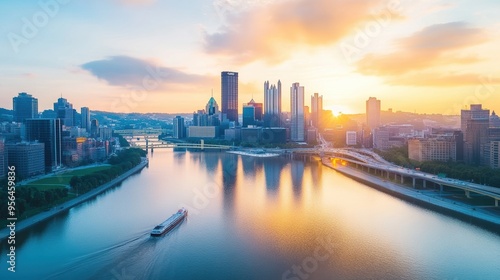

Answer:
[439,184,443,192]
[495,199,498,207]
[423,180,426,188]
[401,175,404,184]
[394,173,397,181]
[412,178,416,188]
[465,190,471,199]
[387,171,390,179]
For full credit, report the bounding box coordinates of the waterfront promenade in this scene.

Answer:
[0,158,149,240]
[322,158,500,231]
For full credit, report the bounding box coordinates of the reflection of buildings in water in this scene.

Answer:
[263,158,286,191]
[221,153,238,189]
[291,160,305,195]
[220,153,239,214]
[241,155,256,179]
[308,158,322,188]
[203,152,221,174]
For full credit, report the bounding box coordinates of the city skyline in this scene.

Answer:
[1,1,499,115]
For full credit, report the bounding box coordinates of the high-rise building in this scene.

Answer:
[247,99,263,121]
[81,107,91,132]
[290,83,305,142]
[242,104,255,127]
[206,97,220,116]
[54,97,75,127]
[221,71,238,123]
[462,104,490,165]
[6,142,45,179]
[366,97,381,130]
[25,118,62,172]
[311,93,323,128]
[173,116,185,139]
[490,111,500,128]
[90,119,99,138]
[13,92,38,123]
[491,141,500,169]
[346,131,357,146]
[264,80,282,127]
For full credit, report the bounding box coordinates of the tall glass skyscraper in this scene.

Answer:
[290,83,305,142]
[13,92,38,123]
[221,71,238,124]
[264,80,281,127]
[25,118,62,172]
[81,107,91,132]
[311,92,323,128]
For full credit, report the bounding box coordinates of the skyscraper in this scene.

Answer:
[54,97,75,127]
[247,99,263,121]
[13,92,38,123]
[81,107,91,132]
[242,104,255,127]
[221,71,238,123]
[462,104,490,165]
[290,83,305,142]
[91,119,99,138]
[6,142,45,178]
[25,118,62,172]
[264,80,282,127]
[173,116,185,139]
[366,97,381,130]
[311,93,323,128]
[0,138,5,179]
[206,97,220,116]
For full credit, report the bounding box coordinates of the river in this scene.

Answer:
[1,150,500,279]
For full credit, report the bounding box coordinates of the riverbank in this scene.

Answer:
[321,158,500,233]
[0,157,149,240]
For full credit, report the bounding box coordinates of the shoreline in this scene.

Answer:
[321,158,500,234]
[0,158,149,240]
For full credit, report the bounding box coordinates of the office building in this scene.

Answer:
[491,141,500,169]
[462,104,490,165]
[366,97,381,130]
[13,92,38,123]
[7,142,45,178]
[346,131,357,146]
[173,116,185,139]
[311,93,323,128]
[221,71,238,123]
[99,127,113,140]
[264,80,282,127]
[242,104,255,127]
[206,96,220,116]
[187,126,218,138]
[81,107,91,132]
[248,99,263,121]
[408,135,459,162]
[54,97,76,127]
[90,119,99,138]
[491,111,500,128]
[25,118,62,172]
[290,83,305,142]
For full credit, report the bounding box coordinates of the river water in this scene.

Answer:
[1,150,500,279]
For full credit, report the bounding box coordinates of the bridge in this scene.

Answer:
[114,129,164,137]
[295,148,500,207]
[132,139,231,150]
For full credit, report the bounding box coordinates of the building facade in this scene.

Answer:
[408,138,457,162]
[311,93,323,129]
[25,118,62,172]
[290,83,305,142]
[221,71,239,123]
[7,142,45,178]
[81,107,91,132]
[462,104,490,165]
[242,104,255,127]
[173,116,185,139]
[13,92,38,123]
[346,131,357,146]
[366,97,381,130]
[264,80,282,127]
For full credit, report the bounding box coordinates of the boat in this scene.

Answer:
[150,208,187,236]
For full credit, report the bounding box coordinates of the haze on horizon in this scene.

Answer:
[1,0,499,115]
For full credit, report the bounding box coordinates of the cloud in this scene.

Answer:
[387,72,500,87]
[114,0,157,5]
[356,22,488,76]
[81,56,215,90]
[205,0,399,64]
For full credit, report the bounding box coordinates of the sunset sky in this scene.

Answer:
[0,0,499,115]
